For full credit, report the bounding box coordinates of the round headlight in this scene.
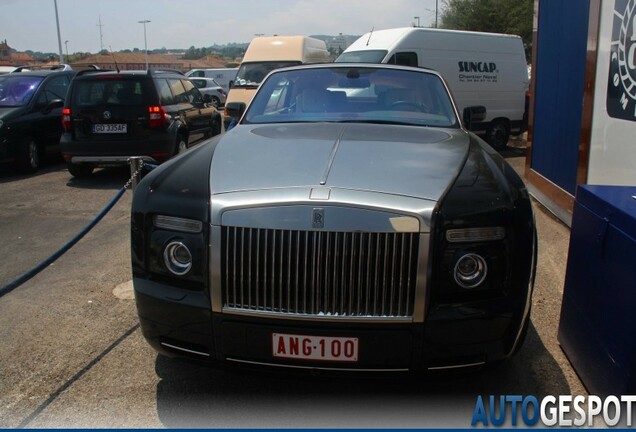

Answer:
[454,253,487,288]
[163,241,192,276]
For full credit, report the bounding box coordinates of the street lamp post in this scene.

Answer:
[138,20,151,70]
[435,0,439,28]
[64,40,69,62]
[53,0,63,63]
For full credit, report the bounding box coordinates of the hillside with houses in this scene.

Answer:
[0,33,358,72]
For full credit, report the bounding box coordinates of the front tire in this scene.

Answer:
[67,161,94,178]
[485,119,510,150]
[175,134,188,155]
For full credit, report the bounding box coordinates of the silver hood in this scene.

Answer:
[210,123,470,202]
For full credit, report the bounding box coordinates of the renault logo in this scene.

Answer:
[312,208,324,229]
[103,110,111,120]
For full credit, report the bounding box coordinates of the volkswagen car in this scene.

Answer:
[131,64,536,373]
[60,69,222,178]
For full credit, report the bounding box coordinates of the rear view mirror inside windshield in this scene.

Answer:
[337,77,370,88]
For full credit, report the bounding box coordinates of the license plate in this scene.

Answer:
[93,123,127,133]
[272,333,359,362]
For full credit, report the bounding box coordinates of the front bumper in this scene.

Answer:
[134,277,522,372]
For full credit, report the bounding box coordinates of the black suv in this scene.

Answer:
[60,69,222,177]
[0,68,75,172]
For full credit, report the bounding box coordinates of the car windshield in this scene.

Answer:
[243,66,459,128]
[234,61,301,88]
[0,75,43,107]
[335,50,388,63]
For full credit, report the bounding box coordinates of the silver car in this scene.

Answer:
[131,64,536,373]
[188,77,226,108]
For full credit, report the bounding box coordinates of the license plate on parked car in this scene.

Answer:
[93,123,127,134]
[272,333,359,362]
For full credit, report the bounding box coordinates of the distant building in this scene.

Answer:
[11,52,36,64]
[71,52,180,71]
[0,39,36,66]
[183,55,227,70]
[71,52,228,72]
[0,40,10,64]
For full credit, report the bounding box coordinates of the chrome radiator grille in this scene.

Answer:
[222,227,419,318]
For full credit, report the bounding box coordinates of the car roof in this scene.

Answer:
[73,69,185,80]
[6,69,74,78]
[267,62,441,77]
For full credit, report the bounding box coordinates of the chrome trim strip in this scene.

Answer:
[446,226,505,243]
[161,342,210,357]
[226,358,409,372]
[221,205,420,233]
[154,215,203,233]
[210,225,223,313]
[427,361,485,371]
[412,233,429,324]
[72,156,158,163]
[211,188,433,232]
[221,307,413,323]
[507,225,537,357]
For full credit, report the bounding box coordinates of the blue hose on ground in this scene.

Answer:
[0,186,127,299]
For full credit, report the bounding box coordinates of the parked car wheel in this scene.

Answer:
[67,161,94,178]
[16,137,41,173]
[485,119,510,150]
[211,96,220,108]
[175,134,188,155]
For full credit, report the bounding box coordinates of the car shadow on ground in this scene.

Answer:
[0,160,66,184]
[65,166,133,190]
[152,321,570,428]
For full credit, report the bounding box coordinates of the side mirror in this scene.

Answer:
[228,81,234,89]
[463,106,486,130]
[43,99,64,114]
[225,102,246,119]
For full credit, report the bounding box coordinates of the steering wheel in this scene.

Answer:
[388,101,425,112]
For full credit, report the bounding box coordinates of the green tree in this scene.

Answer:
[440,0,533,60]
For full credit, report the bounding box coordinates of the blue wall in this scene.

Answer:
[531,0,590,195]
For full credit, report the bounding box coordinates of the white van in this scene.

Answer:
[336,27,529,148]
[185,68,238,93]
[224,35,330,128]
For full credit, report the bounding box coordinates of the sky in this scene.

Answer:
[0,0,442,54]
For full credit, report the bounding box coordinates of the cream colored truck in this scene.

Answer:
[223,35,330,128]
